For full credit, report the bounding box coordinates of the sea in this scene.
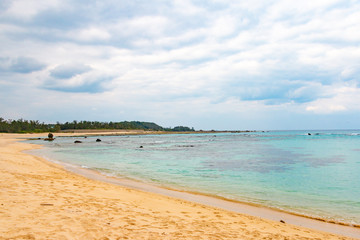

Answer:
[28,130,360,226]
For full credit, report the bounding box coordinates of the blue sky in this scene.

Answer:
[0,0,359,130]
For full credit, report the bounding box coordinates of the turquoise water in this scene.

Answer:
[30,130,360,225]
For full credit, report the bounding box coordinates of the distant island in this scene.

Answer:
[0,117,195,133]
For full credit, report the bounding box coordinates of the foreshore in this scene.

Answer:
[0,132,359,239]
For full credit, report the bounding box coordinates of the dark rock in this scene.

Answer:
[308,133,311,135]
[139,146,143,148]
[280,220,286,223]
[28,138,41,140]
[74,140,82,143]
[96,139,101,142]
[44,132,55,141]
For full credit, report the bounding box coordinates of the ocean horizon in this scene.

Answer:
[29,130,360,226]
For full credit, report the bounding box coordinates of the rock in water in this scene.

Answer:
[74,140,82,143]
[96,139,101,142]
[44,132,55,141]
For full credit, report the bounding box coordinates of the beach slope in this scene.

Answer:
[0,134,355,239]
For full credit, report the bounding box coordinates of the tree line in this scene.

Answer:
[0,117,195,133]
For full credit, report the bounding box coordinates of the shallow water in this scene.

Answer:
[30,130,360,225]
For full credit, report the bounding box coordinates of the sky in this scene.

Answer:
[0,0,360,130]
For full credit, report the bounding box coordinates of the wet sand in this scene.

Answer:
[0,133,359,239]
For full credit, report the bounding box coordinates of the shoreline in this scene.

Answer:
[1,132,360,239]
[31,132,360,228]
[37,150,360,239]
[37,150,360,229]
[21,133,360,236]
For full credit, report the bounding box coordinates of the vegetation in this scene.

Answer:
[59,120,165,131]
[0,118,54,133]
[0,117,195,133]
[165,126,195,132]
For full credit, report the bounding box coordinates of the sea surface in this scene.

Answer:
[29,130,360,225]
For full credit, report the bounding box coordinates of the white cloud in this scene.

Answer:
[172,0,205,16]
[1,0,360,129]
[0,23,25,35]
[3,0,61,20]
[208,16,237,38]
[306,104,346,114]
[111,15,170,39]
[69,27,111,42]
[306,84,360,114]
[50,63,92,79]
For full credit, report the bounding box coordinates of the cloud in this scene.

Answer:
[44,79,108,93]
[67,27,111,42]
[50,63,92,79]
[0,57,46,73]
[1,0,61,21]
[44,64,113,93]
[172,0,206,16]
[305,83,360,114]
[1,0,360,129]
[306,104,346,114]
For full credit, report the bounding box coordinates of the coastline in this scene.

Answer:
[1,133,359,239]
[40,150,360,229]
[54,158,360,237]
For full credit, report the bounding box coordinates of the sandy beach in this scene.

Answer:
[0,133,358,239]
